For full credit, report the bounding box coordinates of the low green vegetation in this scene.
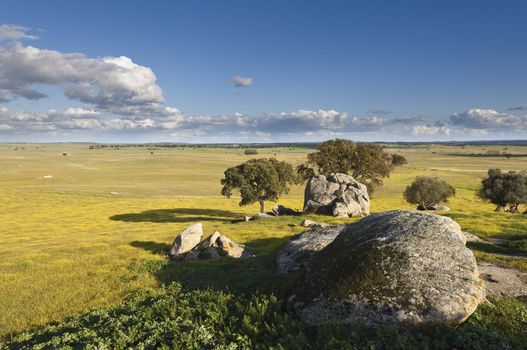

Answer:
[2,282,526,350]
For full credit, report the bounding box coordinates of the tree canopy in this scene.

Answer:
[404,176,455,209]
[478,169,527,213]
[298,139,393,192]
[390,154,408,167]
[221,158,298,213]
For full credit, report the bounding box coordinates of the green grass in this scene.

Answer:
[0,143,527,344]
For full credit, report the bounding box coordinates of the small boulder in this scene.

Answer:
[272,205,299,216]
[177,229,252,261]
[169,223,203,259]
[304,173,369,217]
[193,231,222,251]
[251,212,275,220]
[301,219,317,227]
[217,235,250,258]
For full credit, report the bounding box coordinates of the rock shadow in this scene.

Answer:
[128,236,295,296]
[468,240,527,257]
[110,208,244,223]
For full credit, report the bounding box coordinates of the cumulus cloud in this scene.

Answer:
[449,108,527,130]
[0,43,166,116]
[0,24,38,41]
[0,106,166,133]
[233,75,253,87]
[169,109,389,136]
[412,124,451,136]
[62,107,100,118]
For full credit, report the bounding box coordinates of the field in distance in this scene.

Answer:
[0,143,526,338]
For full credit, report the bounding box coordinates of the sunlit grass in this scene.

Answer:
[0,143,526,338]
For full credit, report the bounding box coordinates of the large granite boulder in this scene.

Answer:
[278,210,484,326]
[169,223,203,259]
[303,173,369,217]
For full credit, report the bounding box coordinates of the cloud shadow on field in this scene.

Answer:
[110,208,244,223]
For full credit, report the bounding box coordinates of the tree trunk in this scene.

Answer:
[259,200,265,214]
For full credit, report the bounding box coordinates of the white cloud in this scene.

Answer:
[62,118,102,129]
[412,124,451,136]
[449,108,527,130]
[64,107,100,117]
[0,43,165,115]
[0,24,38,41]
[0,123,12,130]
[233,75,253,87]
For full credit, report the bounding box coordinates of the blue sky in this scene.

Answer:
[0,0,526,142]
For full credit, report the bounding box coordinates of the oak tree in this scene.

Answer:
[478,169,527,213]
[221,158,298,213]
[298,139,392,193]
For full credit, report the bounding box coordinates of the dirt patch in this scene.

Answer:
[478,261,527,297]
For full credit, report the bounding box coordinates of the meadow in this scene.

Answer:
[0,143,526,346]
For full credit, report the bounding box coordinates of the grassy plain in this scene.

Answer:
[0,143,526,340]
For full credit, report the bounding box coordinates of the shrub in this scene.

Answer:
[478,169,527,213]
[244,149,258,155]
[404,176,455,209]
[390,154,408,167]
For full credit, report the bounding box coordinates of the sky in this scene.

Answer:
[0,0,526,143]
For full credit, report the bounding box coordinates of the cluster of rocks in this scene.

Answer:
[303,173,370,218]
[276,210,485,326]
[272,205,300,216]
[243,204,300,222]
[417,203,450,211]
[169,223,251,261]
